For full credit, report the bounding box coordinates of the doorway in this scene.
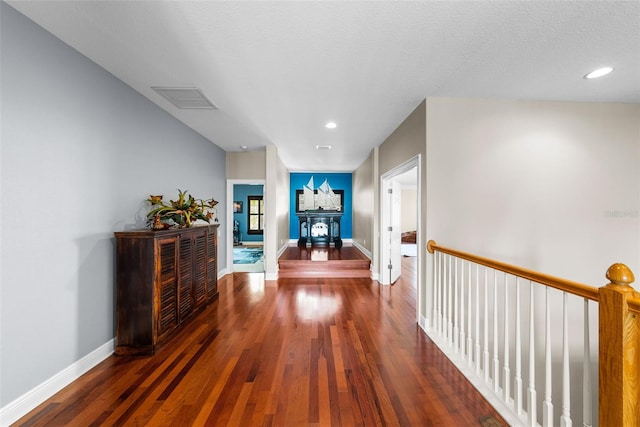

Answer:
[379,155,421,316]
[226,179,266,273]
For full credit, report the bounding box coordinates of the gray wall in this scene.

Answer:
[226,150,266,180]
[352,151,374,255]
[1,3,226,406]
[377,100,426,298]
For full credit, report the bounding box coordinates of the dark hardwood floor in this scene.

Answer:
[14,255,506,426]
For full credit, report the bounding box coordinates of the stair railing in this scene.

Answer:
[426,240,639,427]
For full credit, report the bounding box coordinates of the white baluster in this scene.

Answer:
[528,281,537,427]
[436,252,441,336]
[561,292,572,427]
[438,252,443,336]
[431,251,439,331]
[483,266,490,383]
[583,299,592,427]
[493,270,500,393]
[503,273,511,404]
[467,262,473,365]
[454,258,459,352]
[543,287,553,427]
[515,277,523,416]
[460,259,465,357]
[447,256,453,344]
[475,263,481,373]
[443,255,448,340]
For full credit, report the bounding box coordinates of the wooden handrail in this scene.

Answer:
[427,240,600,301]
[427,240,639,425]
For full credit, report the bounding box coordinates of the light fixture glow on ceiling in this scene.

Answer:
[316,145,332,150]
[325,122,337,129]
[584,67,613,79]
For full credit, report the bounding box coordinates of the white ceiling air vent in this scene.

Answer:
[151,87,217,109]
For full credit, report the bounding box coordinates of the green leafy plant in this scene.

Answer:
[146,189,218,229]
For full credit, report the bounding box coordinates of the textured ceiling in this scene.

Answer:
[8,1,640,172]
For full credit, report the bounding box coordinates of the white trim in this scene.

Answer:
[379,155,422,316]
[349,240,376,280]
[265,272,278,281]
[419,314,428,330]
[277,241,289,258]
[420,323,523,427]
[0,339,115,427]
[351,240,372,259]
[226,179,266,275]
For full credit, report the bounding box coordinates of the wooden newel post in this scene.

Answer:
[599,263,640,427]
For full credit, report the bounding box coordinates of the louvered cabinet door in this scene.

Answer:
[115,225,219,355]
[156,237,178,338]
[193,231,207,307]
[178,235,194,321]
[206,225,218,301]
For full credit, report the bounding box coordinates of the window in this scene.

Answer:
[247,196,264,234]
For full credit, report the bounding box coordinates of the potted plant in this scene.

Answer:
[146,189,218,229]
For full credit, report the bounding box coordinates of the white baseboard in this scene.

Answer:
[265,272,278,281]
[350,240,372,259]
[419,315,428,331]
[277,241,289,258]
[0,339,115,427]
[218,267,230,278]
[422,329,523,427]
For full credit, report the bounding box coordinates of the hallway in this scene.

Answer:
[14,257,506,426]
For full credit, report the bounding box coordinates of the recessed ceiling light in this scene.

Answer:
[316,145,332,150]
[584,67,613,79]
[240,145,248,151]
[325,122,337,129]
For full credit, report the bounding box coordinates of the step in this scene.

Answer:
[278,246,371,279]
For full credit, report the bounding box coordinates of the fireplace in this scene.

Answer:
[297,211,342,248]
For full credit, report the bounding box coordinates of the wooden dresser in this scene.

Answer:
[114,224,219,355]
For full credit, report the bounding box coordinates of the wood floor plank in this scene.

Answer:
[14,256,507,427]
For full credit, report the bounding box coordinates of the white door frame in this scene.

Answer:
[226,179,266,274]
[379,155,422,318]
[379,178,402,285]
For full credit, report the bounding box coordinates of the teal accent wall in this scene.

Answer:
[233,184,264,243]
[289,173,352,239]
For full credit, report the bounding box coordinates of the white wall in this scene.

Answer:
[425,97,639,425]
[426,97,639,284]
[401,187,417,233]
[264,145,290,280]
[1,3,226,410]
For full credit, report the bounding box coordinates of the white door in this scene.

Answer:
[380,179,402,284]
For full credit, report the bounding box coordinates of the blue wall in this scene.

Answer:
[233,184,264,243]
[289,173,352,239]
